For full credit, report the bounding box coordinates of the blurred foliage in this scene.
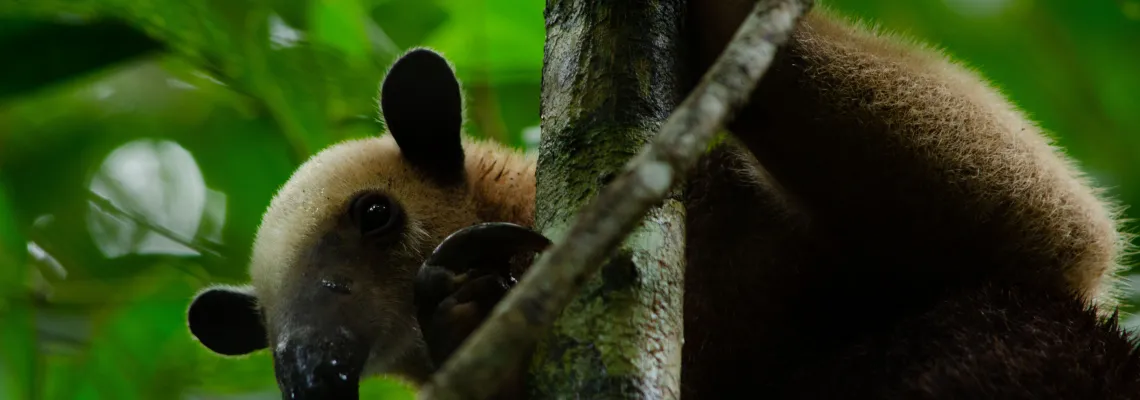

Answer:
[0,0,1136,398]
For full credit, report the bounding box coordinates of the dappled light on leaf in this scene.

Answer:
[268,13,304,50]
[86,139,214,259]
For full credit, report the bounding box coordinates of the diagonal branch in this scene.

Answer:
[85,190,226,261]
[417,1,815,399]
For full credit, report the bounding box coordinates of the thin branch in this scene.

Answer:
[416,1,814,399]
[85,190,226,261]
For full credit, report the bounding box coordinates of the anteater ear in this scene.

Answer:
[380,48,465,185]
[187,285,268,356]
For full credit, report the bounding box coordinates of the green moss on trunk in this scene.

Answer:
[531,0,687,398]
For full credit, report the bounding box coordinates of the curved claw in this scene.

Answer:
[423,222,552,276]
[414,223,552,364]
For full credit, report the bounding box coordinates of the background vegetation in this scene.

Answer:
[0,0,1137,398]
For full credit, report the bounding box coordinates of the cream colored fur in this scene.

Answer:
[248,135,536,312]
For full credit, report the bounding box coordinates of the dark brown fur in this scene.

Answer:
[676,2,1133,398]
[783,282,1140,399]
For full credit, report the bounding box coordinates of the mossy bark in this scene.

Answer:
[531,0,687,398]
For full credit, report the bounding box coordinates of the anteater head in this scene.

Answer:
[185,48,527,399]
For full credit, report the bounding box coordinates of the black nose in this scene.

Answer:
[274,335,366,400]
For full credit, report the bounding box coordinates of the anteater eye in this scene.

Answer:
[351,193,398,236]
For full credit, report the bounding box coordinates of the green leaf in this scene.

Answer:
[310,0,371,65]
[0,180,24,299]
[0,304,35,400]
[360,375,416,400]
[188,350,277,395]
[369,0,448,51]
[0,0,390,159]
[0,18,164,100]
[424,0,544,85]
[41,265,204,399]
[0,181,32,400]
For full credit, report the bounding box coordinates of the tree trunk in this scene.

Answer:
[530,1,687,398]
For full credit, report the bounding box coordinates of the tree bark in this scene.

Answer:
[529,0,687,399]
